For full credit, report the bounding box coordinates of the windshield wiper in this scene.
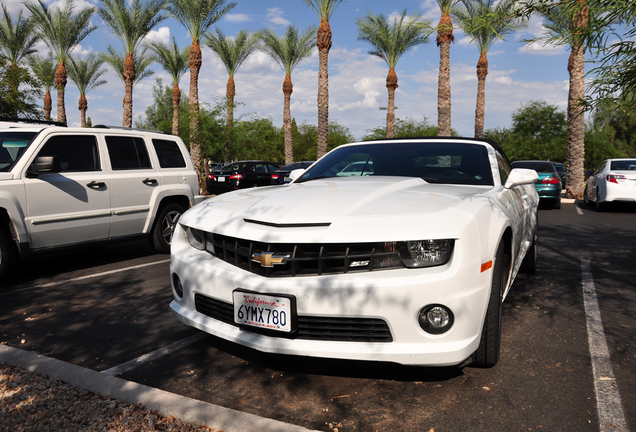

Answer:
[295,175,335,183]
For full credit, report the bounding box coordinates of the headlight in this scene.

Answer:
[182,225,206,250]
[399,239,454,268]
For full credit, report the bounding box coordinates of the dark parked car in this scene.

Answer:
[206,161,280,195]
[553,162,567,187]
[511,160,562,209]
[271,161,315,184]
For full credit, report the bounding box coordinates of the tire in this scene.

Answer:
[472,242,505,368]
[520,221,538,274]
[554,198,561,209]
[152,203,185,253]
[0,229,12,280]
[595,190,606,212]
[584,188,590,205]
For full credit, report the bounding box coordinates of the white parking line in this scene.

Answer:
[581,259,629,431]
[4,259,171,294]
[101,333,208,376]
[576,206,584,215]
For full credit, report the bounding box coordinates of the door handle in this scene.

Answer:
[87,181,106,188]
[143,178,158,185]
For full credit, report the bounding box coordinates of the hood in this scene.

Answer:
[181,177,489,242]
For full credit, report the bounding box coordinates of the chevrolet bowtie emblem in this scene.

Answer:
[252,251,290,268]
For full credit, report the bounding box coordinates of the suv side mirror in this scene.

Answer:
[504,168,538,189]
[28,155,61,177]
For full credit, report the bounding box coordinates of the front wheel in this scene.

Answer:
[472,242,505,368]
[152,203,185,253]
[0,230,12,279]
[520,222,538,274]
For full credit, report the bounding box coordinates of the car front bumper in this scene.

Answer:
[169,226,494,367]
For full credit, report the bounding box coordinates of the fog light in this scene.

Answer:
[172,273,183,298]
[418,305,454,334]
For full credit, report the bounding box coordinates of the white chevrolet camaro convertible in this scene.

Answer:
[170,138,539,368]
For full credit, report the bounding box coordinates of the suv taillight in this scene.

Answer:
[607,174,626,184]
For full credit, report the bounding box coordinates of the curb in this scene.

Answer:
[0,344,317,432]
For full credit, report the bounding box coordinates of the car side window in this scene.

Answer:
[36,134,100,172]
[495,151,511,185]
[106,136,152,170]
[594,161,606,175]
[152,139,186,168]
[254,164,267,172]
[267,164,279,172]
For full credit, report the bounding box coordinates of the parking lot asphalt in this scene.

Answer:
[2,200,635,432]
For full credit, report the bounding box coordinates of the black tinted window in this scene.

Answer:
[511,161,556,173]
[152,139,186,168]
[106,136,151,170]
[37,135,100,172]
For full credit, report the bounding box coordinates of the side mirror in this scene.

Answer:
[28,155,61,177]
[504,168,538,189]
[289,168,305,182]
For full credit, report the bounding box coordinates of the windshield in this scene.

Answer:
[296,142,494,186]
[0,131,38,172]
[610,160,636,171]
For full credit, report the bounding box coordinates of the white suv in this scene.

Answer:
[0,121,204,279]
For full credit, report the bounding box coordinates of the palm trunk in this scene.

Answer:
[316,18,332,159]
[189,41,203,192]
[565,1,588,200]
[225,75,235,164]
[44,90,52,121]
[475,52,488,139]
[283,74,294,165]
[54,61,67,125]
[123,52,135,128]
[79,93,88,127]
[386,68,398,139]
[436,14,454,137]
[172,83,180,136]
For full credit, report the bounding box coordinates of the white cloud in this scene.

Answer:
[143,26,171,46]
[266,7,291,26]
[225,13,252,23]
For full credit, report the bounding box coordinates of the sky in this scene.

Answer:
[5,0,579,140]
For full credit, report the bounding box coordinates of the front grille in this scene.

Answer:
[205,233,403,277]
[195,294,393,343]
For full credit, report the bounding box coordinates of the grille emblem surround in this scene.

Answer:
[252,251,290,268]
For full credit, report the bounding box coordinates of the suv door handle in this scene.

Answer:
[87,181,106,188]
[143,178,158,185]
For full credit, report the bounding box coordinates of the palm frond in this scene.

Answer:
[146,37,190,84]
[67,53,108,94]
[98,0,167,54]
[258,26,317,75]
[299,0,345,20]
[0,4,39,65]
[205,27,260,76]
[165,0,237,42]
[101,46,155,87]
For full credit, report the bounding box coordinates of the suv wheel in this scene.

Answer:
[152,203,185,253]
[0,230,12,279]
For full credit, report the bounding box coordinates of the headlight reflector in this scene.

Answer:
[400,239,454,268]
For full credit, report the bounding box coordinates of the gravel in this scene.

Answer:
[0,362,214,432]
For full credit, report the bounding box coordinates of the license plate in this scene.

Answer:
[233,291,292,332]
[217,177,225,182]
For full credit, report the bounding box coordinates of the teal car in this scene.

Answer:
[511,160,562,209]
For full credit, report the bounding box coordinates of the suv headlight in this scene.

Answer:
[399,239,454,268]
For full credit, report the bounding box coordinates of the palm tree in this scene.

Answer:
[0,4,38,66]
[23,0,96,125]
[205,27,259,162]
[541,1,590,199]
[98,0,166,128]
[300,0,344,159]
[435,0,461,136]
[357,10,430,139]
[453,0,520,138]
[146,37,189,135]
[101,46,155,89]
[259,26,316,164]
[165,0,237,191]
[66,54,107,127]
[28,55,56,120]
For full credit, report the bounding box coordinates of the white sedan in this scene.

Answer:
[585,158,636,211]
[170,138,539,368]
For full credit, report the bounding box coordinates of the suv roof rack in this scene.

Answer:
[0,117,66,127]
[92,124,165,134]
